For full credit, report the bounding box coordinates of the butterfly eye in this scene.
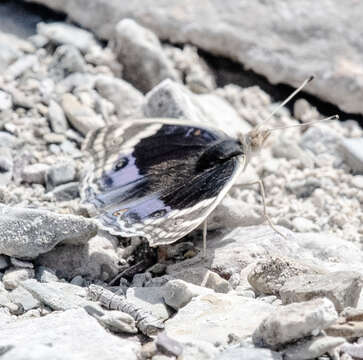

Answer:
[151,209,167,218]
[114,157,128,171]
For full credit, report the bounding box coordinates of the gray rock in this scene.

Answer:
[283,335,345,360]
[3,268,35,290]
[10,258,34,269]
[37,22,98,53]
[0,255,9,270]
[126,287,171,321]
[35,266,58,283]
[253,298,338,346]
[0,90,12,111]
[48,100,68,133]
[0,132,19,149]
[179,340,219,360]
[9,287,40,312]
[37,231,120,281]
[202,270,230,294]
[23,0,363,115]
[45,162,76,188]
[165,293,275,344]
[144,79,249,137]
[162,279,213,310]
[62,93,105,135]
[0,205,97,258]
[70,275,85,287]
[0,33,22,72]
[98,310,138,334]
[218,346,282,360]
[21,279,87,310]
[49,44,87,80]
[286,178,321,198]
[0,148,13,186]
[21,163,49,185]
[131,272,152,287]
[5,54,37,80]
[340,138,363,174]
[57,72,97,94]
[46,182,80,201]
[113,19,178,93]
[95,75,144,117]
[280,271,362,312]
[0,308,140,359]
[247,256,322,296]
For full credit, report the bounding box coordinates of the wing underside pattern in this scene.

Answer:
[81,120,245,246]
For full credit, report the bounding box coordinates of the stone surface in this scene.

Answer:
[218,346,282,360]
[61,93,105,136]
[21,279,88,310]
[3,268,35,290]
[98,310,138,334]
[48,99,68,133]
[0,90,12,111]
[21,163,49,185]
[247,256,322,295]
[113,19,177,93]
[37,231,120,281]
[24,0,363,115]
[9,286,40,312]
[280,271,362,312]
[162,279,213,310]
[253,298,338,346]
[0,205,97,258]
[37,22,98,53]
[144,79,249,137]
[165,293,275,344]
[95,75,144,118]
[0,308,140,359]
[45,162,76,189]
[202,270,230,294]
[35,266,59,283]
[126,287,171,321]
[283,335,345,360]
[340,138,363,174]
[325,321,363,339]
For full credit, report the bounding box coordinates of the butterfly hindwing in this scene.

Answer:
[81,119,245,246]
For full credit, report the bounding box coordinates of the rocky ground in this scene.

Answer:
[0,4,363,360]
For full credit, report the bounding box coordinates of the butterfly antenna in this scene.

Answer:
[269,114,339,132]
[256,75,315,130]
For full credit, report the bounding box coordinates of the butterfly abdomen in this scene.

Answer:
[196,139,244,171]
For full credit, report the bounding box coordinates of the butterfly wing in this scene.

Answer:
[81,119,246,246]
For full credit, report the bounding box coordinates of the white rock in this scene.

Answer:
[340,138,363,173]
[37,22,98,53]
[0,308,140,359]
[3,268,35,290]
[113,19,178,93]
[62,93,105,135]
[253,298,338,346]
[162,279,214,310]
[165,293,275,344]
[21,163,49,185]
[0,90,12,111]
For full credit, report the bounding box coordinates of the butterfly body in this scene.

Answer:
[81,119,254,247]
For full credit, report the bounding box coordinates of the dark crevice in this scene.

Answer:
[200,49,363,128]
[0,0,65,38]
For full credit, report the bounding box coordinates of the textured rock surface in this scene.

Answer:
[0,308,140,360]
[280,271,362,312]
[165,293,275,344]
[24,0,363,115]
[0,205,97,258]
[253,298,338,346]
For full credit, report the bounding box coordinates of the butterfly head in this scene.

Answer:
[239,127,271,157]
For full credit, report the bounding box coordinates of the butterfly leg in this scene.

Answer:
[235,178,287,239]
[202,218,208,259]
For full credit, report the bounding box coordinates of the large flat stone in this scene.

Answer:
[165,293,275,345]
[0,308,140,360]
[0,205,97,258]
[25,0,363,115]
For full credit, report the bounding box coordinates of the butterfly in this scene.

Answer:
[80,76,337,254]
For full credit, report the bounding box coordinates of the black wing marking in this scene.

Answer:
[81,119,245,246]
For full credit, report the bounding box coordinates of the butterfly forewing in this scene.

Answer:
[81,119,245,246]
